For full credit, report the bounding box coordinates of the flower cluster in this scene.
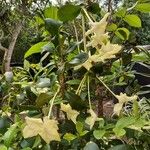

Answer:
[75,13,122,71]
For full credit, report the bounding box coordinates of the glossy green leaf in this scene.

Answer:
[123,14,141,27]
[44,6,58,20]
[76,121,83,134]
[116,8,126,18]
[45,18,62,36]
[63,133,77,142]
[107,23,117,31]
[115,117,136,129]
[113,128,126,137]
[3,123,18,147]
[115,28,130,40]
[93,129,105,139]
[135,3,150,13]
[83,141,100,150]
[25,42,48,58]
[58,4,81,22]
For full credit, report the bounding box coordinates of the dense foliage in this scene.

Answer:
[0,0,150,150]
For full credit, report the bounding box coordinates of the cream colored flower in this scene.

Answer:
[85,109,98,130]
[23,116,60,144]
[113,93,138,116]
[86,33,109,48]
[86,13,110,36]
[61,103,79,124]
[86,13,110,49]
[90,42,121,62]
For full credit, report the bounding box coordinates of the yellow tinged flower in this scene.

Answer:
[60,103,79,124]
[113,93,138,116]
[86,13,110,49]
[23,116,60,144]
[86,13,110,36]
[85,109,98,130]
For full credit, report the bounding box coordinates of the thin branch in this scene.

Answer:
[0,43,8,52]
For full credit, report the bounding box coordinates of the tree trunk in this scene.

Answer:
[2,21,22,72]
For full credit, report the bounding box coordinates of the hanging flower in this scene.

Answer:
[113,93,138,116]
[61,103,79,124]
[85,109,98,130]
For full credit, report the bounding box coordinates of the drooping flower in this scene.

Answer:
[60,103,79,124]
[113,93,138,116]
[85,109,98,130]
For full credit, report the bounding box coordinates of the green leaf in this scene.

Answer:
[115,117,136,129]
[32,136,41,148]
[3,123,18,147]
[65,91,87,111]
[66,79,81,85]
[45,18,62,36]
[44,6,58,20]
[25,42,48,58]
[87,3,101,14]
[116,8,126,18]
[83,141,100,150]
[58,4,81,22]
[36,93,53,108]
[115,28,130,40]
[63,133,77,142]
[135,3,150,13]
[69,53,88,65]
[93,130,105,139]
[113,128,126,137]
[76,122,83,134]
[0,145,7,150]
[123,14,141,27]
[108,144,134,150]
[107,23,117,31]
